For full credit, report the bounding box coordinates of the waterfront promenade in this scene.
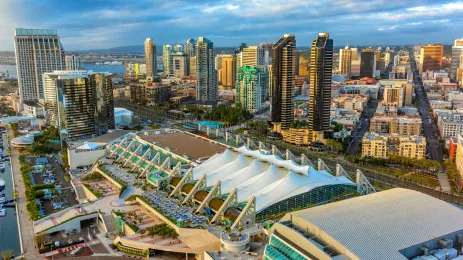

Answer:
[8,128,41,259]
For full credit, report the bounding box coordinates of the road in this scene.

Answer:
[409,51,450,192]
[345,99,378,156]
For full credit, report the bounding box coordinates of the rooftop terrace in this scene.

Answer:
[137,131,227,161]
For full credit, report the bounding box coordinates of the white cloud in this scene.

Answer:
[203,4,240,13]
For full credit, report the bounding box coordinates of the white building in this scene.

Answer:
[67,130,130,171]
[451,38,463,80]
[114,107,133,127]
[65,53,84,70]
[438,119,463,138]
[446,91,463,102]
[14,28,65,108]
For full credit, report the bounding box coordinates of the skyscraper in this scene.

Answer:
[242,46,265,67]
[308,33,333,142]
[145,38,156,79]
[220,55,234,88]
[184,38,196,57]
[43,70,115,138]
[419,44,443,74]
[163,45,172,75]
[196,37,217,102]
[451,39,463,80]
[360,49,376,78]
[65,53,83,70]
[350,48,358,61]
[173,44,183,53]
[271,34,296,129]
[189,56,197,78]
[171,53,187,78]
[339,46,352,77]
[236,66,265,113]
[14,28,65,107]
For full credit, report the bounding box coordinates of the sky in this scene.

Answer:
[0,0,462,51]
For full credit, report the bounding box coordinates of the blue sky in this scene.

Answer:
[1,0,462,51]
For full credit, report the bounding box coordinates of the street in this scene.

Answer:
[345,99,378,156]
[409,51,450,192]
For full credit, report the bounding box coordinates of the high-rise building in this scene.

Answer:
[173,44,182,53]
[184,38,196,76]
[339,46,352,77]
[419,44,443,74]
[308,33,333,142]
[236,66,266,113]
[360,49,376,78]
[351,47,358,60]
[196,37,217,102]
[189,56,197,78]
[184,38,196,57]
[451,39,463,80]
[42,70,115,138]
[271,34,296,129]
[163,45,172,75]
[145,38,156,79]
[221,56,234,88]
[375,51,381,75]
[351,60,360,77]
[14,28,65,107]
[65,54,83,70]
[298,55,309,76]
[242,46,265,67]
[171,53,187,78]
[385,52,392,66]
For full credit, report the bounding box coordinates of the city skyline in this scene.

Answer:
[0,0,463,51]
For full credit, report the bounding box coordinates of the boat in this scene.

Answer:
[0,193,5,203]
[0,178,4,191]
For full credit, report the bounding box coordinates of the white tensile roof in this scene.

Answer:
[194,146,356,213]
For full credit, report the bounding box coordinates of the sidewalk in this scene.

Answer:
[8,128,42,259]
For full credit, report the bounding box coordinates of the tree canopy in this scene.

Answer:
[204,103,252,125]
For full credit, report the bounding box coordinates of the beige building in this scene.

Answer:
[339,46,352,77]
[381,83,413,108]
[455,134,463,186]
[220,56,234,88]
[144,38,156,79]
[332,95,367,113]
[370,116,421,135]
[281,128,309,145]
[362,133,426,159]
[171,54,187,78]
[189,56,197,78]
[419,44,443,74]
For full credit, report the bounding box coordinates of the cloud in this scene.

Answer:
[0,0,462,50]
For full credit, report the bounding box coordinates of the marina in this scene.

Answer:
[0,132,20,254]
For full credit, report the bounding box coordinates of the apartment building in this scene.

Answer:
[362,133,426,159]
[370,116,421,135]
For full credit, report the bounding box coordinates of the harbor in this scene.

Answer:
[0,130,21,255]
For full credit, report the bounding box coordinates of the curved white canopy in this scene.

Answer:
[191,146,356,213]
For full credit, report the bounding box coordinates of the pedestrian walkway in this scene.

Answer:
[8,128,42,259]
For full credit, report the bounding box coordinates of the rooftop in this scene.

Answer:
[138,131,227,161]
[286,188,463,260]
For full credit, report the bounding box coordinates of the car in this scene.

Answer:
[68,239,74,244]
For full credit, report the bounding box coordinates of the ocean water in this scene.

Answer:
[0,63,126,79]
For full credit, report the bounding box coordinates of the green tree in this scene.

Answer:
[0,250,14,260]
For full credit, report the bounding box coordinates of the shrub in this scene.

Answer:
[81,171,103,182]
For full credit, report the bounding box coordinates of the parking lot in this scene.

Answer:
[26,156,79,215]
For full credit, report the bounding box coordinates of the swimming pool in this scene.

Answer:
[197,121,224,129]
